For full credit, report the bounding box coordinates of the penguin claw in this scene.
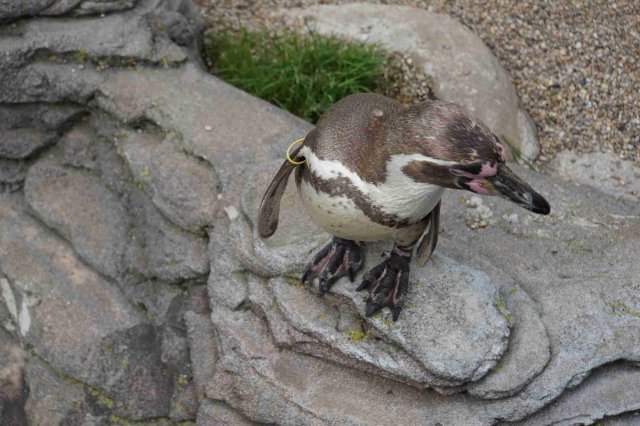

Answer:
[358,246,411,321]
[302,237,364,295]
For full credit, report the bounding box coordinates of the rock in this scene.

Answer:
[127,189,210,282]
[56,120,210,282]
[25,153,130,279]
[23,356,94,426]
[0,0,137,20]
[0,0,53,21]
[0,194,177,420]
[0,103,84,131]
[549,150,640,202]
[0,3,185,67]
[89,323,174,420]
[0,103,84,160]
[197,399,256,426]
[184,287,217,402]
[0,340,27,426]
[60,119,132,195]
[96,63,313,188]
[603,412,640,425]
[515,363,640,426]
[250,274,463,390]
[280,3,540,161]
[157,292,199,421]
[116,279,199,421]
[70,0,137,16]
[207,304,490,425]
[116,128,220,231]
[38,0,85,16]
[0,128,59,160]
[342,250,508,385]
[437,165,640,421]
[122,280,183,327]
[466,284,551,399]
[0,160,26,193]
[0,62,105,104]
[0,276,18,333]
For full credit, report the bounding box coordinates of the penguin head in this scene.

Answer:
[451,161,550,215]
[401,100,550,215]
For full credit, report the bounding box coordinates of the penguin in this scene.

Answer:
[258,93,550,321]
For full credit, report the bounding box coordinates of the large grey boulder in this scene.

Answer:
[280,4,540,161]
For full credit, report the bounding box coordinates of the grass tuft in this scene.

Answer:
[202,29,387,123]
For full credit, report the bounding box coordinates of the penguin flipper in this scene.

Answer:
[257,145,303,239]
[415,200,441,267]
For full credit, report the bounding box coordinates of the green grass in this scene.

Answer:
[202,29,387,123]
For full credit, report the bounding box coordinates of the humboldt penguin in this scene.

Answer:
[258,93,550,321]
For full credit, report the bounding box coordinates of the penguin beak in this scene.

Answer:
[485,164,550,215]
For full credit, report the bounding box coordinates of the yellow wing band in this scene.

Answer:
[286,138,306,165]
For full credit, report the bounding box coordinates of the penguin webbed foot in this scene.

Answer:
[357,245,412,321]
[302,237,364,295]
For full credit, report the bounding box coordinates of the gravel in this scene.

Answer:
[196,0,640,165]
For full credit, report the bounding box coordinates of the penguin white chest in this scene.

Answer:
[298,179,392,241]
[297,148,445,243]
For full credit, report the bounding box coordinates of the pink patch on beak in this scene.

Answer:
[478,162,498,177]
[468,179,491,195]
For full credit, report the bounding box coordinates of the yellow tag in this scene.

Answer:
[286,138,306,165]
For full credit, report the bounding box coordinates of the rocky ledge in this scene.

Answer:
[1,1,639,425]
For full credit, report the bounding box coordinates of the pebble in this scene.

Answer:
[204,125,213,131]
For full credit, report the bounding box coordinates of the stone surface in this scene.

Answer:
[0,159,26,193]
[0,0,138,20]
[466,283,551,399]
[515,363,640,426]
[549,150,640,202]
[0,0,53,21]
[116,128,220,231]
[0,103,84,160]
[0,194,177,420]
[603,412,640,426]
[184,287,217,402]
[0,8,186,65]
[0,338,27,426]
[281,3,540,160]
[127,189,210,282]
[436,165,640,421]
[197,399,256,426]
[97,63,313,188]
[25,153,130,280]
[23,355,95,426]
